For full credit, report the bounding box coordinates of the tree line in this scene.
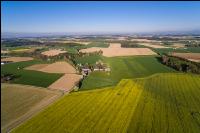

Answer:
[161,55,200,74]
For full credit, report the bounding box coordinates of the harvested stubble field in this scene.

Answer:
[1,50,9,54]
[171,43,185,48]
[1,57,33,62]
[12,73,200,133]
[1,83,62,133]
[171,52,200,62]
[29,61,77,74]
[48,74,83,92]
[80,43,156,57]
[41,49,66,56]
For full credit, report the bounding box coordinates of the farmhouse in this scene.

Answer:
[81,68,92,76]
[81,60,110,76]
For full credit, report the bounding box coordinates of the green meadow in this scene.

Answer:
[81,56,176,90]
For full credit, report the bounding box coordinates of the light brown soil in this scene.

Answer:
[171,43,185,48]
[188,59,200,63]
[1,57,33,62]
[39,62,76,74]
[1,50,9,54]
[41,49,66,56]
[117,37,127,41]
[103,48,156,57]
[138,43,170,48]
[108,43,121,48]
[48,74,83,92]
[80,43,156,57]
[171,53,200,62]
[24,64,49,71]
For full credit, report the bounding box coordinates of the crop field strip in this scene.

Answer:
[127,74,200,133]
[12,73,200,133]
[12,80,143,133]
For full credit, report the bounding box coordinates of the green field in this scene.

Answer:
[12,73,200,133]
[1,83,61,133]
[127,73,200,133]
[74,55,102,65]
[153,47,200,55]
[85,42,109,48]
[81,56,175,90]
[1,60,63,87]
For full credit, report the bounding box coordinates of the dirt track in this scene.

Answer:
[80,43,156,57]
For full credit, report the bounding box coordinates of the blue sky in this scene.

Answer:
[2,1,200,33]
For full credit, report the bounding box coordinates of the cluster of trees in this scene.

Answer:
[1,73,17,82]
[121,41,142,48]
[76,59,109,74]
[79,50,103,56]
[161,55,200,74]
[7,48,43,57]
[149,36,180,41]
[65,51,103,67]
[185,42,200,47]
[162,41,173,45]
